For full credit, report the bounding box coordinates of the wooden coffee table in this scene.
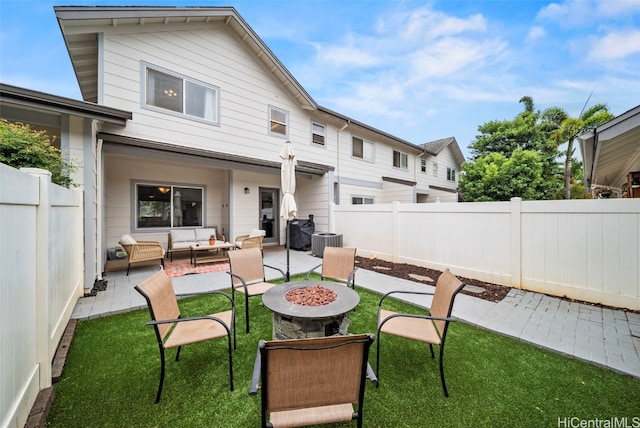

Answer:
[189,242,235,266]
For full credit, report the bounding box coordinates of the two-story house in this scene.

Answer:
[1,6,464,290]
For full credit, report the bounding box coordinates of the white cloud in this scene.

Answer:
[538,0,640,25]
[595,0,640,17]
[399,8,487,40]
[588,30,640,60]
[312,41,381,69]
[526,26,546,43]
[408,37,508,81]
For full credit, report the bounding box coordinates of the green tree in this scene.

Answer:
[460,149,547,201]
[551,103,614,199]
[0,119,75,187]
[462,96,567,201]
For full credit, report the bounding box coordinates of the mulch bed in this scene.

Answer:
[355,256,511,303]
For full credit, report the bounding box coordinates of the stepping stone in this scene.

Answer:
[463,284,485,294]
[373,266,391,271]
[408,273,434,283]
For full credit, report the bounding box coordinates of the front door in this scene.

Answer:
[259,187,278,245]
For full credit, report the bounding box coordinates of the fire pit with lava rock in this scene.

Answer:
[262,280,360,340]
[285,285,337,306]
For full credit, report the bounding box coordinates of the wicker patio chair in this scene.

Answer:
[233,229,265,249]
[249,334,377,428]
[227,247,285,333]
[135,271,236,403]
[376,268,465,397]
[119,234,164,275]
[305,246,358,288]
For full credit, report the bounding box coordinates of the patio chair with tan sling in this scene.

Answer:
[227,247,285,333]
[135,270,236,403]
[249,333,377,428]
[376,268,465,397]
[305,246,358,288]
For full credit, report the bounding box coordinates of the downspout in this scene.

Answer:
[336,120,350,202]
[333,120,349,232]
[96,136,103,282]
[415,150,426,202]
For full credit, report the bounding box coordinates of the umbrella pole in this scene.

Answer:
[286,219,290,282]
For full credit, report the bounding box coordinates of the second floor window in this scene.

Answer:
[311,121,325,145]
[433,162,439,177]
[352,136,374,162]
[421,158,427,173]
[144,65,219,124]
[447,168,456,182]
[352,196,374,204]
[269,106,288,137]
[393,150,408,170]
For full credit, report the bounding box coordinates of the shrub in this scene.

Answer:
[0,119,75,187]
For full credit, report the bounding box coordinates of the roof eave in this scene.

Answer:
[0,83,131,125]
[54,6,318,110]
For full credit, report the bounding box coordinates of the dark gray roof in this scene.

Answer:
[421,136,466,164]
[0,83,131,125]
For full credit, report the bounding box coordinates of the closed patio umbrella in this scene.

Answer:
[280,140,297,281]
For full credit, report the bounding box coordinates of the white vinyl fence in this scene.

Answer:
[332,198,640,311]
[1,165,83,428]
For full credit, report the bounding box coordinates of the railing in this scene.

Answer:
[0,165,83,428]
[332,198,640,311]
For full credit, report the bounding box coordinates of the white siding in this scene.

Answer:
[104,153,228,249]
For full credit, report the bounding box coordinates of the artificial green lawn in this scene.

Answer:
[48,275,640,427]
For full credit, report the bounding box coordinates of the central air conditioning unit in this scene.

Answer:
[311,233,343,257]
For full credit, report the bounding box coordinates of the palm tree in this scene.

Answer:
[552,103,614,199]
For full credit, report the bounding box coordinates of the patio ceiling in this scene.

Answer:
[579,105,640,189]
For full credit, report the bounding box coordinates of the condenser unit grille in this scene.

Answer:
[311,233,343,257]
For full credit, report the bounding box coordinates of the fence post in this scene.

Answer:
[392,201,400,263]
[21,168,52,388]
[510,197,522,289]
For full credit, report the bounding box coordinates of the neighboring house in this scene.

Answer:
[1,6,463,290]
[578,104,640,198]
[418,137,465,203]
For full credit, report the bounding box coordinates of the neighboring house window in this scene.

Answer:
[433,162,439,177]
[352,196,374,204]
[269,106,288,137]
[352,136,374,161]
[421,158,427,173]
[393,150,408,170]
[311,121,326,146]
[144,65,219,124]
[447,168,456,182]
[136,184,203,229]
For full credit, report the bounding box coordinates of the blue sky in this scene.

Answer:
[1,0,639,159]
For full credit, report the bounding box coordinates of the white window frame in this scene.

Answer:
[133,183,205,231]
[352,196,374,205]
[142,62,220,125]
[393,150,408,170]
[351,136,375,162]
[269,105,289,137]
[433,162,439,177]
[447,167,456,182]
[420,158,427,173]
[311,121,326,146]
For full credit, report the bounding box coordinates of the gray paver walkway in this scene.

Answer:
[72,248,640,379]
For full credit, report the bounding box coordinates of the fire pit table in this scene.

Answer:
[262,280,360,340]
